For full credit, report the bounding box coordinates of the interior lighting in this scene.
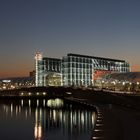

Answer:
[3,86,6,89]
[43,92,46,95]
[122,82,125,86]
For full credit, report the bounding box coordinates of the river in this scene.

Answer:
[0,98,96,140]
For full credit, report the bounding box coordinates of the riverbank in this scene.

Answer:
[65,92,140,140]
[1,86,140,110]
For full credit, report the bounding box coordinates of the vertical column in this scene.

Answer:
[60,60,63,86]
[91,59,94,86]
[35,52,43,86]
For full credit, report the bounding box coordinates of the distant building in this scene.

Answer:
[35,52,130,87]
[30,70,35,77]
[0,77,34,90]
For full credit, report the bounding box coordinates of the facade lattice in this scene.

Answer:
[35,53,130,87]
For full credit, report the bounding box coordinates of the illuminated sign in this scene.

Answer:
[2,80,11,83]
[93,70,112,80]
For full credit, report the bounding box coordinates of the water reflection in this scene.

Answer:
[34,108,43,140]
[0,99,96,140]
[47,98,64,108]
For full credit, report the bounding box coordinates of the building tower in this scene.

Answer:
[35,52,43,86]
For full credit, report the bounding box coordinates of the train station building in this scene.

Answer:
[35,52,130,87]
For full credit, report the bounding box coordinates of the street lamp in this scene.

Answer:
[129,82,132,92]
[122,82,125,86]
[101,80,105,89]
[122,82,126,92]
[136,82,139,92]
[112,81,116,91]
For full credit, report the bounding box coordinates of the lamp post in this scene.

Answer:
[122,82,125,91]
[101,80,104,89]
[136,82,139,92]
[112,81,116,91]
[129,82,132,92]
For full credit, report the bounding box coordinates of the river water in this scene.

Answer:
[0,98,96,140]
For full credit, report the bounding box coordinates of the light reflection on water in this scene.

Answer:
[0,98,96,140]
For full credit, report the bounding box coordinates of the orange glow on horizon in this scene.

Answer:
[0,64,140,79]
[0,71,30,78]
[131,65,140,72]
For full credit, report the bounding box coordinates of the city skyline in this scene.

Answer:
[0,0,140,78]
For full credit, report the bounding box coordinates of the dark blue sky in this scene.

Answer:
[0,0,140,77]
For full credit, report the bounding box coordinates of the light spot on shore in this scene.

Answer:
[96,124,104,126]
[92,136,104,139]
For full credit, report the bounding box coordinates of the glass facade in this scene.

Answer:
[62,54,130,87]
[62,55,93,87]
[35,53,130,87]
[35,53,44,86]
[43,57,61,73]
[42,58,62,86]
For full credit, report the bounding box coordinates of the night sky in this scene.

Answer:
[0,0,140,78]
